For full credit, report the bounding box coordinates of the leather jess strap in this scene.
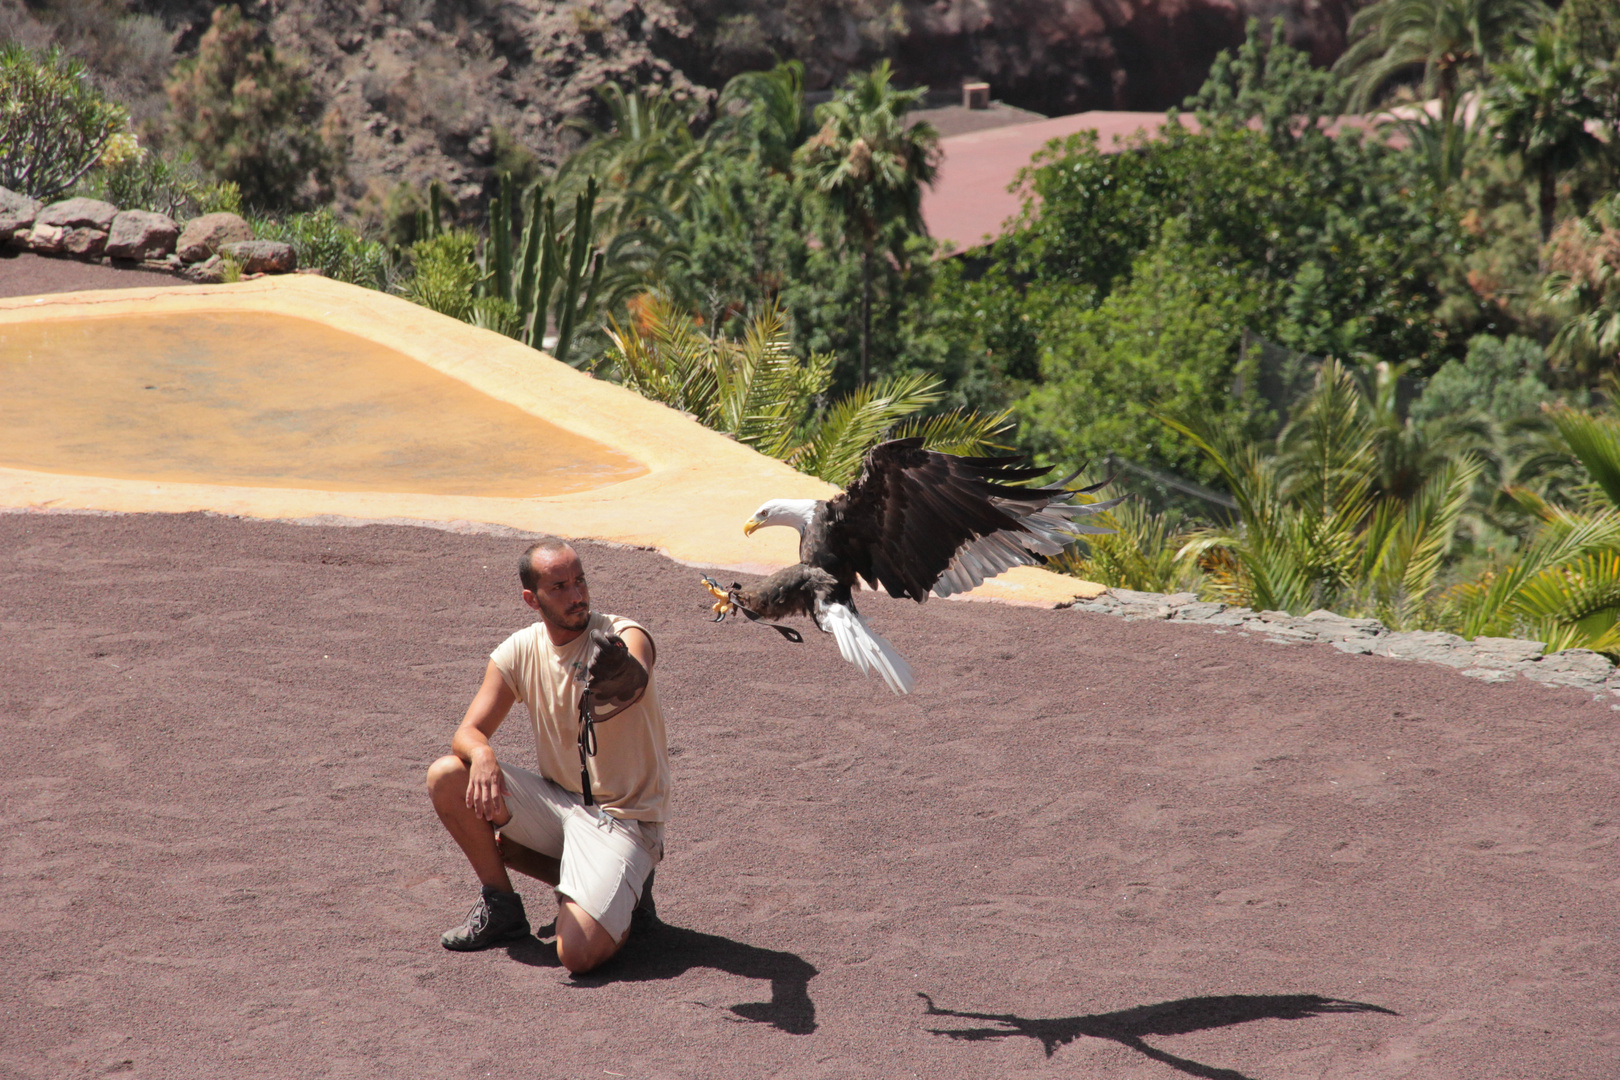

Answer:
[575,688,636,808]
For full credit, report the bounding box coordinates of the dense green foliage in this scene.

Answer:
[1411,334,1550,427]
[1014,229,1264,485]
[251,209,392,290]
[948,24,1460,484]
[601,295,1009,487]
[0,43,127,199]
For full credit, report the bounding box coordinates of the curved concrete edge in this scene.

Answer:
[0,276,1104,607]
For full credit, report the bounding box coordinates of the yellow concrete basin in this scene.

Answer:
[1,311,645,497]
[0,275,1102,605]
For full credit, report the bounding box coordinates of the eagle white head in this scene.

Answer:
[744,498,818,537]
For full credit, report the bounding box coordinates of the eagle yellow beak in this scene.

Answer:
[743,517,762,536]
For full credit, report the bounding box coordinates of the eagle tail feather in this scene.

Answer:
[817,600,915,695]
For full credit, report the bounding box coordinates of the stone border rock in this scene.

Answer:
[1068,587,1620,704]
[0,187,297,285]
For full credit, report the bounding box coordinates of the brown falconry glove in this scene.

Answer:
[585,629,647,708]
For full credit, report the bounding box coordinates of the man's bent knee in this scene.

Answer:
[555,899,621,974]
[426,754,467,796]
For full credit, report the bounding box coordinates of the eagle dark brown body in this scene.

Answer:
[703,438,1121,693]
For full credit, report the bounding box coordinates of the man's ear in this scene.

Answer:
[521,589,542,612]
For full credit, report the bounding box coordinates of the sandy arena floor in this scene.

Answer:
[3,510,1616,1080]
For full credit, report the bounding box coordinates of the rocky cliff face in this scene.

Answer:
[291,0,1352,209]
[231,0,709,210]
[891,0,1356,115]
[10,0,1354,215]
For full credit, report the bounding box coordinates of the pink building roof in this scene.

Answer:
[921,110,1394,253]
[921,112,1197,253]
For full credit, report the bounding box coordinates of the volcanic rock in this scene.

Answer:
[0,186,41,242]
[176,213,253,263]
[36,197,118,231]
[220,240,297,274]
[106,210,180,261]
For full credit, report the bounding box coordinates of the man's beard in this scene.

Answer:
[549,602,590,631]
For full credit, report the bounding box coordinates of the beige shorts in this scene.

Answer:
[498,764,663,941]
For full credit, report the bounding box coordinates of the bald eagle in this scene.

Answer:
[702,438,1121,694]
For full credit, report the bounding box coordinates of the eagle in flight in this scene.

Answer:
[702,438,1121,694]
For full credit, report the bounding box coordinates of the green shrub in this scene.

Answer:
[252,209,392,290]
[166,5,333,210]
[405,231,481,320]
[1051,499,1200,594]
[1015,227,1265,484]
[0,42,127,199]
[78,141,208,218]
[1412,335,1552,426]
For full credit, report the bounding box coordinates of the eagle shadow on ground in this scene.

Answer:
[506,920,818,1035]
[919,992,1397,1080]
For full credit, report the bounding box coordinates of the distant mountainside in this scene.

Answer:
[675,0,1357,116]
[4,0,1356,213]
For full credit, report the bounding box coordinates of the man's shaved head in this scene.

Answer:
[519,537,576,592]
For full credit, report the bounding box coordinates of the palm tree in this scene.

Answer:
[793,61,941,384]
[1336,0,1550,112]
[1486,26,1605,246]
[711,61,815,173]
[1451,405,1620,651]
[1050,499,1201,595]
[1165,358,1482,627]
[1335,0,1549,186]
[601,294,1010,485]
[556,83,704,240]
[1393,92,1482,187]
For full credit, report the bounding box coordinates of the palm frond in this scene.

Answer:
[789,373,943,487]
[1052,499,1199,594]
[888,406,1015,456]
[714,304,805,455]
[1546,404,1620,509]
[1453,508,1620,637]
[1361,454,1483,626]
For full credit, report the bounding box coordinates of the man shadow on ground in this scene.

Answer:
[496,837,818,1034]
[507,918,819,1035]
[919,992,1397,1079]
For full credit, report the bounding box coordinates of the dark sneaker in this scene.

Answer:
[440,885,531,951]
[630,869,658,935]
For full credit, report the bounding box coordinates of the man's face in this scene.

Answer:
[523,549,591,635]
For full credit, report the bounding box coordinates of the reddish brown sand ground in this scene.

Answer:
[0,250,191,299]
[3,510,1616,1080]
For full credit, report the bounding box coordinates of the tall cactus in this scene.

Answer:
[412,181,447,243]
[480,174,606,367]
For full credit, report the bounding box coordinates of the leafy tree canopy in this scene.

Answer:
[1015,226,1265,485]
[166,4,333,210]
[1411,334,1550,426]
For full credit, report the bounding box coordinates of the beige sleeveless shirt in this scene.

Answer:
[490,612,670,822]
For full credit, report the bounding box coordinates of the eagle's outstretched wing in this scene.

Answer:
[826,438,1122,602]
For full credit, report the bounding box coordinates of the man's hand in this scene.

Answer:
[465,746,510,823]
[586,629,648,708]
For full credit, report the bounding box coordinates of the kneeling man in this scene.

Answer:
[427,538,668,973]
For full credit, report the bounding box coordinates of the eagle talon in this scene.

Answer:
[701,576,737,621]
